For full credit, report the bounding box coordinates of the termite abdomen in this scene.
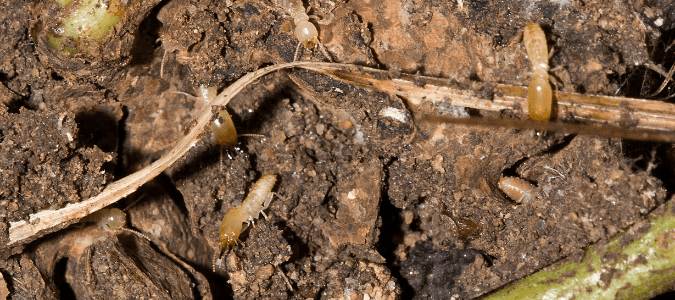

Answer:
[497,176,536,203]
[523,23,553,121]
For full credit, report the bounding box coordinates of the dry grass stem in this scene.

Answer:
[305,64,675,139]
[7,61,328,247]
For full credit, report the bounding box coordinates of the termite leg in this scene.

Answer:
[212,250,222,272]
[317,41,333,62]
[263,193,276,208]
[293,41,333,62]
[293,42,304,62]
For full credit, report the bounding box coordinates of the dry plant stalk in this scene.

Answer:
[301,64,675,141]
[9,62,675,247]
[7,61,337,247]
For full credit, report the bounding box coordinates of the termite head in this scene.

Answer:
[210,108,238,149]
[219,206,245,248]
[81,207,127,230]
[100,208,127,230]
[295,20,318,49]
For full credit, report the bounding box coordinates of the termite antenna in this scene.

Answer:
[122,194,146,212]
[160,49,169,78]
[293,42,304,62]
[317,41,333,62]
[212,250,220,272]
[157,36,176,79]
[121,227,151,242]
[239,133,266,139]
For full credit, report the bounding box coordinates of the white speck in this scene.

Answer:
[380,107,407,123]
[550,0,572,7]
[436,103,469,118]
[655,18,664,27]
[348,190,357,199]
[354,130,364,144]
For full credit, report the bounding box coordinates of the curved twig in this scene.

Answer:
[7,61,347,247]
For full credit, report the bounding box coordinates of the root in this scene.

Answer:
[647,62,675,97]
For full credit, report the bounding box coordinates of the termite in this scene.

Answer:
[81,207,127,230]
[275,0,332,62]
[211,108,238,149]
[80,206,209,296]
[220,174,277,247]
[497,176,536,203]
[173,85,260,149]
[523,23,553,121]
[213,175,278,270]
[211,105,265,150]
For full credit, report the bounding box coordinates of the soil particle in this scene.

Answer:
[321,158,382,247]
[127,182,214,269]
[0,1,44,108]
[401,241,480,299]
[0,255,58,299]
[224,221,292,299]
[0,107,112,221]
[0,0,674,298]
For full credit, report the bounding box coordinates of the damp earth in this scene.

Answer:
[1,0,675,299]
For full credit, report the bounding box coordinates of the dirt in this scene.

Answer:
[1,0,674,299]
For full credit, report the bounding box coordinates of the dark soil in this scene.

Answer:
[1,0,674,298]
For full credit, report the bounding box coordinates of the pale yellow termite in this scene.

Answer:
[219,174,277,247]
[213,174,278,271]
[497,176,536,203]
[81,206,208,295]
[523,23,553,121]
[81,208,127,230]
[276,0,332,61]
